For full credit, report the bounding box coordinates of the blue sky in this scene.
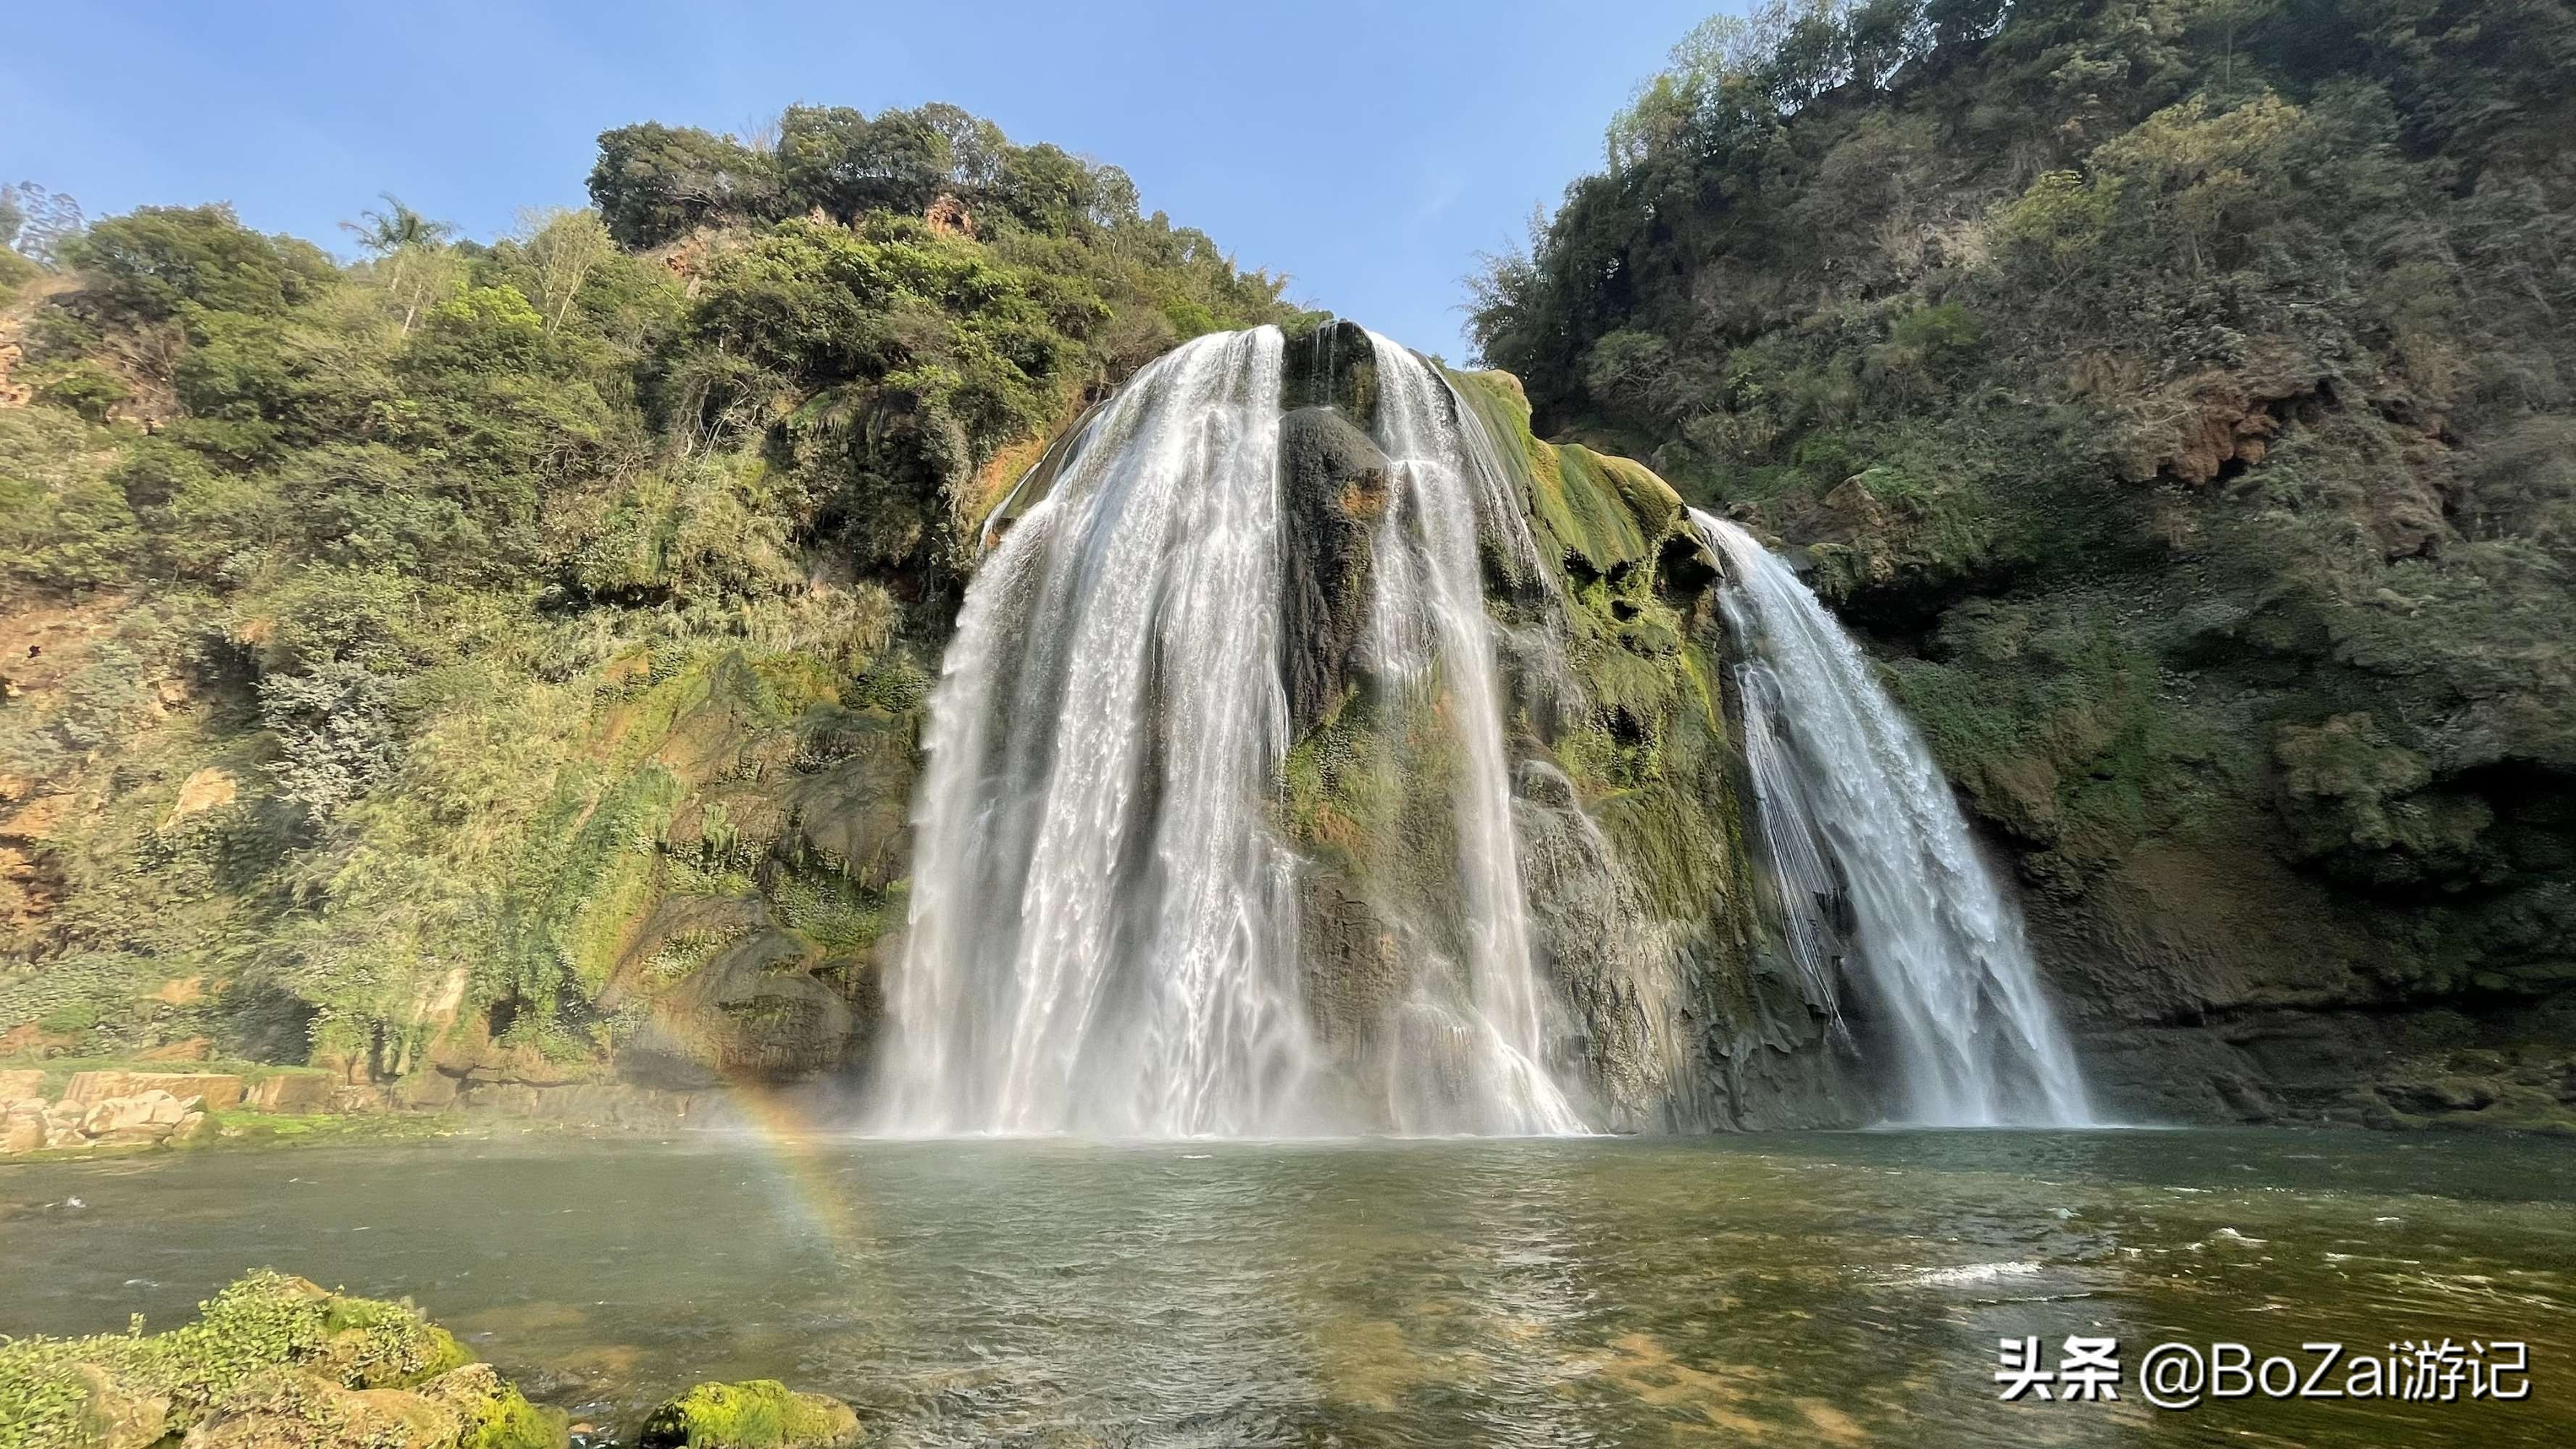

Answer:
[2,1,1726,359]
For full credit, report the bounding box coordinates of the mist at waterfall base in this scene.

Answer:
[866,323,2086,1137]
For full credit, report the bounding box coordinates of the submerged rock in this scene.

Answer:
[635,1380,861,1449]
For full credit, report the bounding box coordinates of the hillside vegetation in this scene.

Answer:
[0,105,1296,1091]
[1471,0,2576,1122]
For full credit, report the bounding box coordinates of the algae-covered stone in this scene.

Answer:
[635,1379,861,1449]
[67,1363,167,1449]
[176,1361,564,1449]
[181,1367,464,1449]
[0,1271,569,1449]
[419,1363,569,1449]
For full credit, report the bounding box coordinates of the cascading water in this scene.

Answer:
[877,328,1309,1136]
[874,326,1585,1137]
[1692,509,2092,1127]
[1363,330,1584,1136]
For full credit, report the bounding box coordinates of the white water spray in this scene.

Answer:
[877,329,1310,1135]
[874,328,1586,1136]
[1693,510,2091,1126]
[1364,331,1584,1135]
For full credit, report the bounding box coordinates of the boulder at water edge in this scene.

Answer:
[0,1271,564,1449]
[636,1379,862,1448]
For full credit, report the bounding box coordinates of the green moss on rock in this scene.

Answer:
[0,1271,561,1449]
[635,1379,861,1449]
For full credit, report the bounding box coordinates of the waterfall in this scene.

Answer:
[1691,509,2092,1127]
[1363,331,1584,1136]
[873,327,1585,1137]
[877,329,1310,1136]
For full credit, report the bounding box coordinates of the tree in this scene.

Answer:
[340,193,453,257]
[342,193,457,333]
[60,204,335,326]
[588,122,783,248]
[994,143,1096,235]
[778,104,950,221]
[516,206,614,334]
[918,102,1009,193]
[2,182,86,264]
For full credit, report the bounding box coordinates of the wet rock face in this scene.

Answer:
[1277,405,1389,734]
[1778,464,2576,1129]
[1264,338,1859,1128]
[1280,318,1378,422]
[621,929,857,1089]
[1511,784,1689,1128]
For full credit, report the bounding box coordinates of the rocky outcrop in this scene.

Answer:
[1768,403,2576,1132]
[636,1380,861,1449]
[180,1365,555,1449]
[62,1071,245,1111]
[1268,327,1857,1127]
[618,929,859,1088]
[1277,403,1389,732]
[0,1271,564,1449]
[244,1072,334,1112]
[1,1085,209,1155]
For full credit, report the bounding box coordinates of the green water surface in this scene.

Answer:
[2,1128,2568,1446]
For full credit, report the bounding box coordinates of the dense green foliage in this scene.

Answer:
[0,105,1295,1082]
[1474,0,2576,1111]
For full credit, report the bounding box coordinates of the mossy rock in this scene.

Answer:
[180,1362,564,1449]
[1277,405,1390,732]
[1447,366,1682,582]
[0,1272,558,1449]
[1279,319,1378,423]
[185,1368,463,1449]
[619,927,857,1087]
[635,1379,861,1449]
[422,1364,569,1449]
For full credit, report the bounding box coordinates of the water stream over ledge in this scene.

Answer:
[1696,510,2091,1126]
[877,327,1589,1137]
[4,1129,2568,1445]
